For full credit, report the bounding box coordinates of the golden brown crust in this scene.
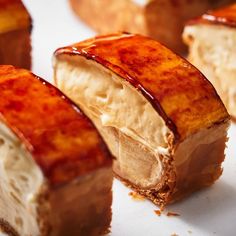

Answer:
[0,0,31,69]
[172,130,228,203]
[48,167,113,236]
[188,3,236,28]
[0,65,112,187]
[55,33,229,142]
[69,0,235,53]
[114,127,228,208]
[0,0,25,7]
[0,0,31,33]
[114,156,175,208]
[0,29,31,69]
[54,33,230,207]
[111,127,178,208]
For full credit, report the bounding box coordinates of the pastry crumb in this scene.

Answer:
[167,211,180,217]
[171,233,179,236]
[154,210,162,216]
[128,192,145,201]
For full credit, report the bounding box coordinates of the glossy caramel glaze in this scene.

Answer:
[0,0,23,7]
[55,33,229,142]
[188,3,236,27]
[0,65,112,187]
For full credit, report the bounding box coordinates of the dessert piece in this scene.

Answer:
[69,0,235,54]
[183,4,236,119]
[0,0,31,69]
[0,65,112,236]
[53,33,230,207]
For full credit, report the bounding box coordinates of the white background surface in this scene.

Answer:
[2,1,236,235]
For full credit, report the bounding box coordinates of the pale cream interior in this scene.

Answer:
[183,24,236,117]
[54,56,172,189]
[0,122,43,236]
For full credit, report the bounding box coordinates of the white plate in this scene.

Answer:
[2,1,236,235]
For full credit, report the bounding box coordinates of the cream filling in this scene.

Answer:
[183,24,236,117]
[0,122,44,236]
[54,56,171,188]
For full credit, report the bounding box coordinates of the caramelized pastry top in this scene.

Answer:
[187,4,236,27]
[0,0,22,6]
[0,65,112,186]
[0,0,31,33]
[55,33,229,142]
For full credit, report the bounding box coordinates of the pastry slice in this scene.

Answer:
[0,65,112,236]
[53,33,230,207]
[0,0,31,69]
[183,3,236,119]
[69,0,235,54]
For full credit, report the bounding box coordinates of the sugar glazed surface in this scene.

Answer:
[0,65,113,236]
[54,33,230,207]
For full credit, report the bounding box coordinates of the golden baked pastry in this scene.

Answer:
[0,65,112,236]
[69,0,235,54]
[183,3,236,119]
[53,33,230,207]
[0,0,31,69]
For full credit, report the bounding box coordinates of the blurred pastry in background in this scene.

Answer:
[183,3,236,119]
[69,0,235,54]
[0,0,31,69]
[53,33,230,208]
